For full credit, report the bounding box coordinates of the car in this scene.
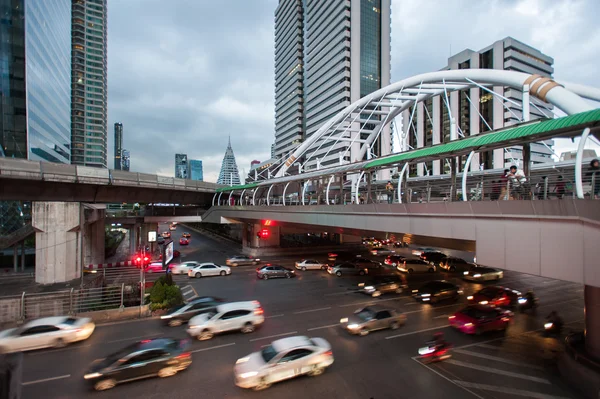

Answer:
[397,259,436,274]
[256,265,295,279]
[160,296,224,327]
[419,251,447,265]
[327,262,367,277]
[370,248,396,256]
[384,255,406,267]
[449,305,513,335]
[438,256,472,272]
[157,236,165,245]
[463,266,503,282]
[0,316,95,353]
[327,252,339,261]
[187,301,264,340]
[226,255,260,266]
[411,247,436,256]
[295,259,327,271]
[170,261,201,275]
[169,224,177,231]
[234,335,334,390]
[467,286,522,308]
[412,280,463,303]
[358,275,407,297]
[84,338,191,391]
[179,237,189,245]
[145,262,166,273]
[340,306,406,336]
[182,232,191,238]
[159,250,181,260]
[187,263,231,278]
[162,231,171,238]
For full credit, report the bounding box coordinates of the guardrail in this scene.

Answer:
[564,332,600,372]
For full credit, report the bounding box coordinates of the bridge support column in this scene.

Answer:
[523,143,531,177]
[83,214,105,269]
[585,285,600,359]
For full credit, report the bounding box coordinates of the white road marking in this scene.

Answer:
[293,307,331,314]
[107,333,163,344]
[454,381,572,399]
[386,325,451,340]
[191,342,236,353]
[445,359,550,384]
[249,331,298,342]
[339,297,403,307]
[265,314,285,319]
[453,349,545,370]
[477,343,501,350]
[433,314,450,319]
[405,302,419,306]
[411,358,484,399]
[182,289,194,296]
[22,374,71,386]
[308,323,340,331]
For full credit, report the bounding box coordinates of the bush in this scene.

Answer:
[148,280,183,311]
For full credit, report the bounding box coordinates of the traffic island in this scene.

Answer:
[558,332,600,398]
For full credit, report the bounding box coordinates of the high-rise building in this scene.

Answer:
[113,122,123,170]
[175,153,188,179]
[273,0,392,172]
[0,0,71,162]
[188,159,203,181]
[71,0,108,168]
[217,138,241,185]
[402,37,555,177]
[121,149,130,171]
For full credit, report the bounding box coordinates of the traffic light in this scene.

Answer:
[256,229,270,239]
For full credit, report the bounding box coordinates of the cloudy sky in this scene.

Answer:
[107,0,600,182]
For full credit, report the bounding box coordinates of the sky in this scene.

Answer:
[107,0,600,182]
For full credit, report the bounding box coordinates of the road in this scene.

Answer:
[21,224,586,398]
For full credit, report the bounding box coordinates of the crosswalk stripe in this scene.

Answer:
[454,381,572,399]
[453,349,545,370]
[445,359,551,384]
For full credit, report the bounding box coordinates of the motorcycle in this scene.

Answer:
[543,320,563,337]
[418,342,452,363]
[517,296,538,313]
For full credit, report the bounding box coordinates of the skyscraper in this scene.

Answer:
[121,149,130,171]
[113,122,123,170]
[217,138,241,185]
[0,0,71,162]
[175,153,187,179]
[402,37,554,177]
[71,0,108,168]
[188,159,203,181]
[273,0,392,171]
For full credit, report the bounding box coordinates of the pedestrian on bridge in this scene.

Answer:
[386,181,394,204]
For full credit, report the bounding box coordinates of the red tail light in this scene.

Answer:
[324,350,333,356]
[136,257,141,262]
[254,308,264,315]
[176,352,191,359]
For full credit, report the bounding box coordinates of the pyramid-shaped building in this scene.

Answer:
[217,137,241,186]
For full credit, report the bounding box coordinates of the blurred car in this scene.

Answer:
[187,263,231,278]
[340,306,406,336]
[226,255,260,266]
[0,316,95,353]
[370,248,396,256]
[384,255,406,267]
[160,296,224,327]
[84,338,191,391]
[179,237,189,245]
[449,305,513,335]
[162,231,171,238]
[182,232,191,238]
[358,275,407,297]
[419,251,446,265]
[169,224,177,231]
[327,262,367,277]
[327,252,339,261]
[234,335,333,390]
[467,286,521,308]
[187,301,264,340]
[157,236,165,245]
[158,250,180,260]
[397,259,436,274]
[463,266,503,282]
[295,259,327,271]
[438,256,472,272]
[393,241,408,248]
[411,247,436,256]
[145,262,166,273]
[256,265,295,279]
[412,280,463,303]
[170,261,201,275]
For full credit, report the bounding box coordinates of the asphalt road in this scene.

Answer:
[20,225,586,398]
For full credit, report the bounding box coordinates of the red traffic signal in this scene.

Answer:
[257,229,270,239]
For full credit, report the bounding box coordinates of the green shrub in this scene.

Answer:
[149,281,165,304]
[164,285,183,307]
[147,280,183,310]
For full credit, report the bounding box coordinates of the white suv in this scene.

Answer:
[187,301,264,341]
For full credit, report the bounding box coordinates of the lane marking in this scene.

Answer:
[453,349,545,370]
[324,291,357,296]
[191,342,236,353]
[403,303,462,315]
[182,289,194,296]
[477,343,501,350]
[308,323,340,331]
[434,314,450,319]
[445,359,550,384]
[454,381,572,399]
[339,297,404,307]
[405,302,419,306]
[265,314,285,319]
[22,374,71,386]
[386,325,451,340]
[107,333,162,344]
[249,331,298,342]
[293,307,331,314]
[411,358,484,399]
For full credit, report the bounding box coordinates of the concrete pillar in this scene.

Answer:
[450,158,457,201]
[129,226,136,255]
[20,240,25,271]
[32,202,81,284]
[584,285,600,359]
[83,218,105,268]
[13,245,17,272]
[366,173,372,204]
[523,143,531,177]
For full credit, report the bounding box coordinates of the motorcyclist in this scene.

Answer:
[546,311,564,331]
[525,290,535,305]
[431,332,447,351]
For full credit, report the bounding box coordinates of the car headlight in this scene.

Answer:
[364,286,374,291]
[236,357,250,364]
[188,325,199,329]
[544,323,553,329]
[479,300,488,305]
[347,324,359,330]
[161,315,172,319]
[467,296,473,300]
[473,274,482,278]
[340,318,348,323]
[463,271,469,275]
[239,371,258,379]
[518,298,527,304]
[421,293,430,297]
[84,372,102,379]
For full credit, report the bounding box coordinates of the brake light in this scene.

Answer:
[324,350,332,356]
[254,308,264,316]
[448,316,455,319]
[141,339,152,343]
[176,352,191,359]
[501,317,510,322]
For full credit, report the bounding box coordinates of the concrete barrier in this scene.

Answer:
[77,305,151,324]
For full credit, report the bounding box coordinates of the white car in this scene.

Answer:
[187,263,231,278]
[397,259,436,274]
[295,259,326,271]
[187,301,264,340]
[463,266,503,282]
[171,261,201,275]
[235,335,334,391]
[0,316,95,353]
[370,248,396,256]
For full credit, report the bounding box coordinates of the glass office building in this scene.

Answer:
[121,149,130,171]
[114,122,123,169]
[188,159,203,181]
[175,153,188,179]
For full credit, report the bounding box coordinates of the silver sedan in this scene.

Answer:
[340,306,406,336]
[295,259,327,271]
[463,266,503,282]
[188,263,232,278]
